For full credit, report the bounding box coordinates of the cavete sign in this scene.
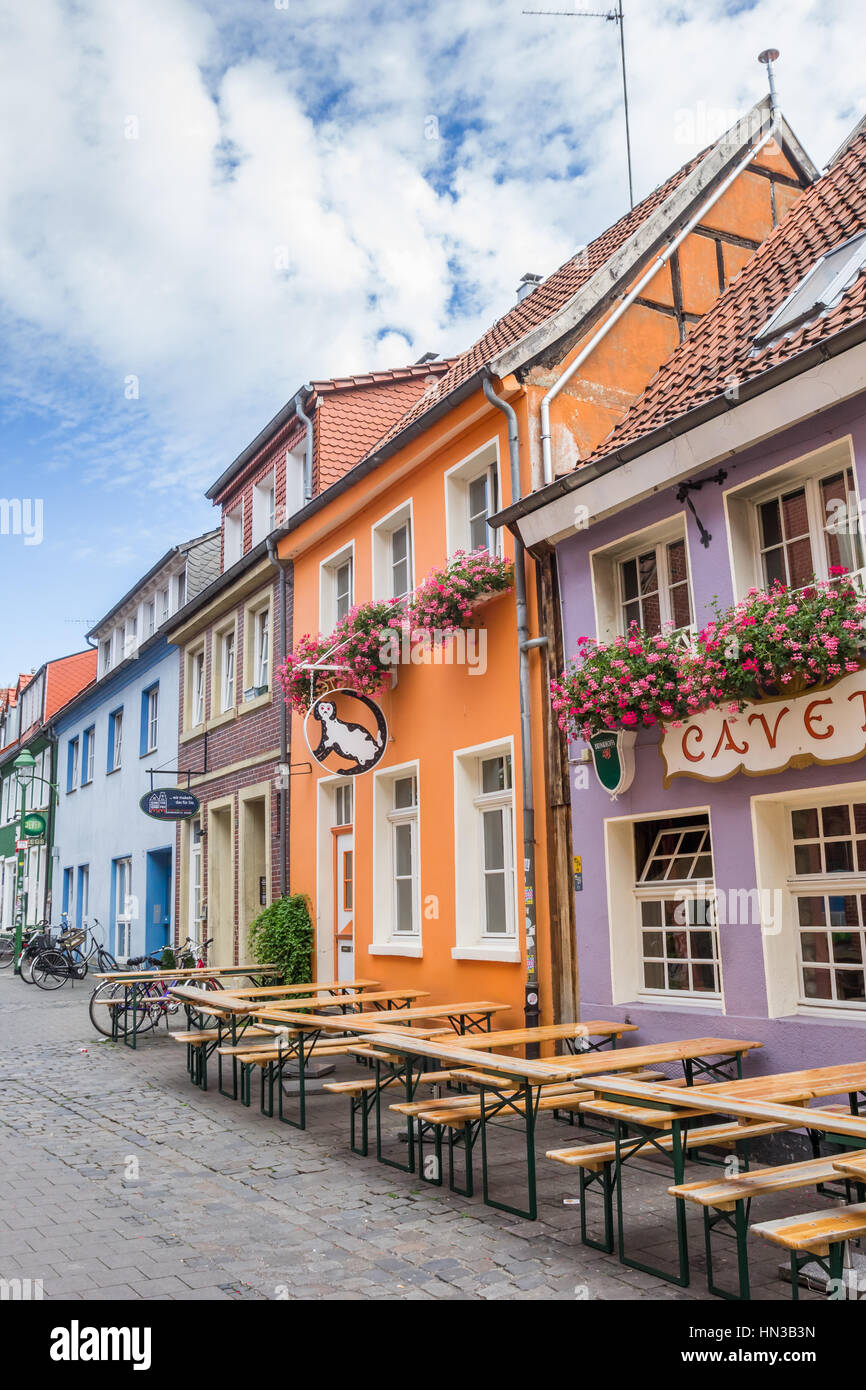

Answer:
[660,668,866,786]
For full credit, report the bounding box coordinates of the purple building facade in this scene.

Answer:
[553,389,866,1075]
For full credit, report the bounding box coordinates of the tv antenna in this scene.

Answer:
[522,2,634,208]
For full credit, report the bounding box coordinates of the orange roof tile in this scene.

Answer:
[581,129,866,461]
[43,651,97,723]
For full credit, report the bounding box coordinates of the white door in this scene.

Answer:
[335,829,354,982]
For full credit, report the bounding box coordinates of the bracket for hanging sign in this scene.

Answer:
[675,470,728,549]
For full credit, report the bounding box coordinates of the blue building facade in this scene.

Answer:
[50,531,219,960]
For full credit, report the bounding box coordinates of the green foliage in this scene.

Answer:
[247,894,313,984]
[160,946,177,970]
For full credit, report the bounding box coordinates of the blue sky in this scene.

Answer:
[0,0,864,680]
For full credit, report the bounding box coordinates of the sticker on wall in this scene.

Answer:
[589,730,636,799]
[304,689,388,776]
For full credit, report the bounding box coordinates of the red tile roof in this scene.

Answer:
[371,147,712,452]
[315,370,452,490]
[43,651,97,723]
[582,129,866,461]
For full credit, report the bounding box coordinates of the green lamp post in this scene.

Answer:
[12,750,36,975]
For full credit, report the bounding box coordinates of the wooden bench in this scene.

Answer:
[669,1149,866,1300]
[752,1201,866,1299]
[324,1067,457,1156]
[547,1119,793,1257]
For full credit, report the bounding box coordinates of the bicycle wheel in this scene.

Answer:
[69,949,89,980]
[88,980,123,1037]
[0,937,14,970]
[31,949,70,991]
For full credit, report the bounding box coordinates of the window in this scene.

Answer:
[114,857,133,958]
[189,822,203,938]
[454,740,520,960]
[334,783,353,827]
[590,519,693,643]
[475,755,515,936]
[224,504,244,569]
[124,615,137,660]
[286,447,306,518]
[100,639,111,675]
[189,647,205,728]
[372,503,414,600]
[66,737,80,792]
[76,865,89,929]
[320,545,354,632]
[445,443,502,558]
[141,684,159,755]
[253,472,276,544]
[254,608,269,690]
[635,816,719,999]
[790,801,866,1007]
[82,726,95,784]
[756,467,864,590]
[159,588,170,625]
[62,867,73,917]
[391,523,411,599]
[175,569,186,610]
[143,600,155,639]
[108,709,123,771]
[390,775,419,934]
[756,231,866,346]
[220,630,235,711]
[619,538,692,636]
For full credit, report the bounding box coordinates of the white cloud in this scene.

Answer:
[0,0,863,673]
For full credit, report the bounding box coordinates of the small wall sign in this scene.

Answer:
[589,730,636,797]
[304,690,388,776]
[139,788,201,820]
[21,812,47,839]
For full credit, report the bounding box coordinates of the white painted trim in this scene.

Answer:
[369,943,423,957]
[370,498,415,600]
[453,736,519,952]
[451,945,522,963]
[372,758,422,949]
[516,342,866,548]
[318,539,355,633]
[443,437,502,558]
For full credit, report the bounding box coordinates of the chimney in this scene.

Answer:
[517,272,542,303]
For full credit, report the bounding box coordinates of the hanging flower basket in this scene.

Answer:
[410,550,513,635]
[552,572,866,743]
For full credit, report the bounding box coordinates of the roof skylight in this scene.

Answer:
[755,229,866,346]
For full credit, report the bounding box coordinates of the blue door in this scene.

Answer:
[145,848,172,955]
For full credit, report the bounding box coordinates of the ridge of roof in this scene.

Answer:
[365,98,815,463]
[491,128,866,533]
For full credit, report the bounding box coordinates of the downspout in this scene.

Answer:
[539,117,781,485]
[294,387,315,505]
[483,375,544,1038]
[267,538,290,898]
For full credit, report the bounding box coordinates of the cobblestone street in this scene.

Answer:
[0,975,817,1302]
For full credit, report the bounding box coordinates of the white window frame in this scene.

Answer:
[371,500,414,601]
[453,737,521,962]
[143,599,155,639]
[146,686,159,754]
[371,761,422,955]
[444,440,503,558]
[319,541,355,632]
[190,646,205,728]
[756,231,866,345]
[110,710,123,771]
[114,857,133,959]
[285,446,306,520]
[84,727,94,783]
[189,821,203,940]
[242,594,273,699]
[69,738,80,790]
[219,629,236,712]
[252,470,276,545]
[590,516,695,644]
[224,502,244,570]
[787,797,866,1012]
[724,438,866,600]
[254,607,270,690]
[634,821,721,1003]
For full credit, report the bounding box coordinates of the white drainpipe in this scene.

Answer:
[539,120,779,486]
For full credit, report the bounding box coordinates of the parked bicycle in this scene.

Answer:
[87,935,220,1037]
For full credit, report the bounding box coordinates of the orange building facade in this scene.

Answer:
[274,101,815,1028]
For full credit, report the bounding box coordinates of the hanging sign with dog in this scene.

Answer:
[304,690,388,776]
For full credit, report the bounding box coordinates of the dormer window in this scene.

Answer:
[755,231,866,346]
[253,472,276,544]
